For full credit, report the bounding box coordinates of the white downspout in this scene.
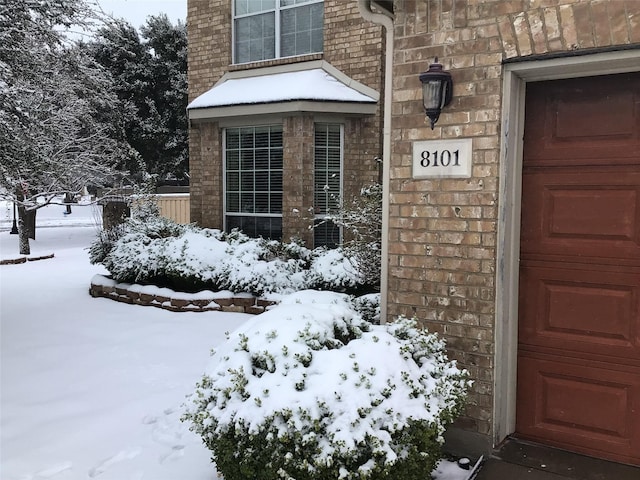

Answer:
[357,0,393,323]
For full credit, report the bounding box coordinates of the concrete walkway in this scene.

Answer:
[474,438,640,480]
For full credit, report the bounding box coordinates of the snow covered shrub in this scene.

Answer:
[259,236,312,265]
[209,232,312,295]
[183,291,470,480]
[91,208,380,295]
[88,194,160,265]
[88,222,128,264]
[127,207,187,240]
[352,293,381,325]
[314,183,382,291]
[90,210,190,284]
[131,193,162,221]
[92,222,316,293]
[307,247,365,292]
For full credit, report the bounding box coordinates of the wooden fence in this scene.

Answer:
[103,193,191,229]
[155,194,190,224]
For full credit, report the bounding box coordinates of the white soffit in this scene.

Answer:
[188,61,379,120]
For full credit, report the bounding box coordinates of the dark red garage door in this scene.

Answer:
[516,72,640,465]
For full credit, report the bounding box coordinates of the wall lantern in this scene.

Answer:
[419,57,453,129]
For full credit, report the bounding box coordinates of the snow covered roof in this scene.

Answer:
[188,61,379,120]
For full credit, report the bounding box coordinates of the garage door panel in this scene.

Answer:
[517,72,640,465]
[553,89,636,140]
[520,170,640,259]
[519,265,640,360]
[523,73,640,167]
[546,187,637,239]
[517,355,640,461]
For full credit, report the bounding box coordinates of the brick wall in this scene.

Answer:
[188,127,203,224]
[389,0,640,439]
[187,1,386,239]
[325,2,385,201]
[187,0,231,101]
[201,122,223,227]
[187,120,224,227]
[282,116,315,245]
[187,0,231,225]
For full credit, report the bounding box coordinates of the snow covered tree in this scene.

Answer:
[82,14,188,182]
[0,0,133,254]
[140,15,188,181]
[80,19,153,177]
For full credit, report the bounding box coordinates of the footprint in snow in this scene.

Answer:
[33,461,73,478]
[141,414,158,425]
[159,445,185,464]
[150,417,184,447]
[88,449,141,478]
[144,407,187,463]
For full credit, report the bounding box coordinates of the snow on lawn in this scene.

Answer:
[1,221,251,479]
[0,205,472,480]
[0,198,103,234]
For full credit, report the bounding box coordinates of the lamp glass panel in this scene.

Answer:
[422,80,444,110]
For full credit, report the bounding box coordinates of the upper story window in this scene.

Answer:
[233,0,324,64]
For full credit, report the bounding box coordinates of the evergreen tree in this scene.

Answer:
[83,14,188,182]
[81,19,151,176]
[141,15,188,181]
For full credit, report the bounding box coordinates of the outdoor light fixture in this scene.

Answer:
[419,57,453,129]
[10,201,18,234]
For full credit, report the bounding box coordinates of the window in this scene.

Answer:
[314,123,342,248]
[224,125,283,240]
[234,0,324,64]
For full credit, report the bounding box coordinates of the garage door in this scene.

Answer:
[516,72,640,465]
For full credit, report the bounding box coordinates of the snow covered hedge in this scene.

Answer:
[182,291,470,480]
[89,213,376,295]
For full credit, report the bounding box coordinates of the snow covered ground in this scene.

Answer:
[1,205,253,479]
[0,199,103,234]
[0,203,472,480]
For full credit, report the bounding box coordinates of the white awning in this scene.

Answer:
[188,61,379,120]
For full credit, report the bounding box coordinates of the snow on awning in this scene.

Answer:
[188,61,379,120]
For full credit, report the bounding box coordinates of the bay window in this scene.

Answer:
[224,125,283,240]
[313,123,342,248]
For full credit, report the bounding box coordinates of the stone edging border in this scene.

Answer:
[0,253,55,265]
[89,279,278,315]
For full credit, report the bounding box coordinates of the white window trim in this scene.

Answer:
[232,0,324,65]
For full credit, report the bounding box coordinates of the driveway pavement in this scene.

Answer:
[474,438,640,480]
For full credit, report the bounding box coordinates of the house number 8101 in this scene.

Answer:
[412,138,472,178]
[420,149,460,167]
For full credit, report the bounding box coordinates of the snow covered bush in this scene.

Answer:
[183,291,470,480]
[307,247,365,292]
[91,212,373,295]
[88,195,184,266]
[352,293,381,325]
[88,222,128,265]
[89,207,189,283]
[314,183,382,290]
